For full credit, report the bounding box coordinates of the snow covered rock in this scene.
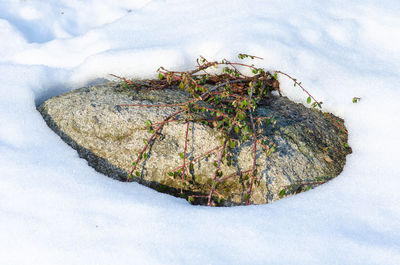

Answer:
[37,81,351,206]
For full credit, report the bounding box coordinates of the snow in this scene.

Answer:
[1,0,400,264]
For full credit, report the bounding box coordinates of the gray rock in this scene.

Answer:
[37,81,351,206]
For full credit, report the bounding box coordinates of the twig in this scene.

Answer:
[207,138,229,206]
[170,145,223,173]
[110,74,134,85]
[129,109,185,179]
[118,98,199,108]
[181,111,190,193]
[207,125,235,206]
[246,86,258,205]
[323,112,349,135]
[277,71,348,134]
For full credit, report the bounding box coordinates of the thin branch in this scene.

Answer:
[129,109,185,179]
[118,98,199,108]
[276,71,348,134]
[323,112,349,135]
[276,71,320,105]
[170,145,223,173]
[191,104,237,126]
[109,74,135,85]
[207,138,229,206]
[222,62,258,71]
[223,59,252,78]
[246,86,258,205]
[207,124,235,206]
[181,111,190,194]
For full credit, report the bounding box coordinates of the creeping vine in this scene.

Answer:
[114,54,348,206]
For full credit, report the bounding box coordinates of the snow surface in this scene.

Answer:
[1,0,400,264]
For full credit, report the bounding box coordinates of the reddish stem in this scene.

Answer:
[207,138,228,206]
[224,62,258,71]
[276,71,319,103]
[119,98,199,108]
[223,59,251,78]
[246,89,258,205]
[170,145,223,173]
[324,112,349,134]
[110,74,135,85]
[192,105,238,126]
[129,109,185,179]
[276,71,348,134]
[181,112,190,194]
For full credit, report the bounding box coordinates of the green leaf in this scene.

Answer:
[179,152,184,159]
[135,171,140,177]
[188,196,194,204]
[344,142,349,148]
[273,73,278,80]
[279,189,286,197]
[145,120,152,127]
[238,54,247,59]
[179,82,184,89]
[270,146,276,153]
[158,72,164,80]
[189,163,194,171]
[307,97,311,104]
[143,153,148,160]
[132,162,136,166]
[168,172,173,176]
[229,140,236,149]
[143,139,149,145]
[311,101,322,108]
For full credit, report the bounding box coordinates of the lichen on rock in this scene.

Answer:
[37,81,351,206]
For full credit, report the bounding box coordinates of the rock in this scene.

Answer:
[37,81,352,206]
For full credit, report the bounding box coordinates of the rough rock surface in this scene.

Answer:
[37,81,352,206]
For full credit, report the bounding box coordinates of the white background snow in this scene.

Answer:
[1,0,399,264]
